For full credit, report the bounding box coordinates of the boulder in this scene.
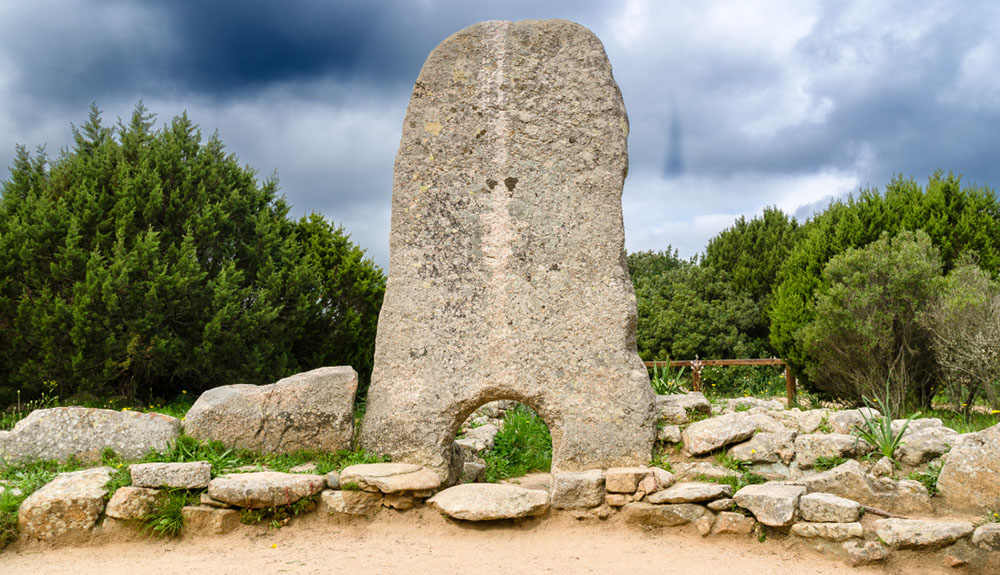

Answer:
[130,461,212,489]
[790,522,863,541]
[646,482,731,504]
[793,433,870,468]
[427,484,549,521]
[184,366,357,454]
[550,470,605,509]
[339,463,441,494]
[621,502,705,527]
[875,518,975,549]
[730,430,797,464]
[320,489,382,517]
[682,413,757,456]
[733,483,806,527]
[0,407,179,464]
[937,423,1000,513]
[18,467,114,541]
[105,486,165,520]
[798,492,860,523]
[972,523,1000,551]
[181,506,241,534]
[359,19,656,478]
[711,511,756,535]
[207,472,326,508]
[797,459,918,512]
[896,426,958,467]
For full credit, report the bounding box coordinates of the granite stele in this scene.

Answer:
[361,19,656,482]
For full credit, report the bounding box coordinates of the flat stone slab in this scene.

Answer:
[0,407,179,464]
[184,366,358,454]
[682,413,756,456]
[130,461,212,489]
[427,484,549,521]
[339,463,441,493]
[875,518,975,549]
[790,522,863,541]
[798,492,860,523]
[646,482,731,504]
[621,502,705,527]
[18,467,114,541]
[733,483,806,527]
[359,19,655,478]
[207,472,326,509]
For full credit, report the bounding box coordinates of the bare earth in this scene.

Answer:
[2,509,961,575]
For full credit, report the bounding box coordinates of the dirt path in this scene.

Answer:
[0,510,927,575]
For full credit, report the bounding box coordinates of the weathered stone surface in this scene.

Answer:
[184,366,357,454]
[730,430,797,464]
[749,462,792,481]
[896,426,959,466]
[605,493,628,507]
[773,408,829,434]
[733,483,806,527]
[656,424,682,444]
[796,459,926,513]
[359,19,656,479]
[937,423,1000,513]
[605,467,650,494]
[875,518,975,549]
[462,461,486,483]
[0,407,179,464]
[130,461,212,489]
[326,471,340,489]
[724,397,783,412]
[694,514,715,536]
[650,467,675,491]
[207,472,326,508]
[106,487,164,520]
[427,483,549,520]
[747,412,787,434]
[798,492,860,523]
[181,506,240,534]
[550,470,605,509]
[712,511,755,535]
[340,463,442,494]
[456,424,499,454]
[621,502,705,527]
[320,489,382,517]
[842,540,887,566]
[793,433,870,468]
[503,472,552,492]
[672,462,740,482]
[18,467,114,541]
[790,522,863,541]
[656,392,711,417]
[972,523,1000,551]
[382,493,419,510]
[682,413,757,456]
[830,408,880,435]
[647,482,731,504]
[891,417,943,435]
[199,492,230,508]
[707,498,734,512]
[892,479,933,514]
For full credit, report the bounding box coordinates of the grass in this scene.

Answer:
[915,407,998,434]
[482,403,552,483]
[701,450,767,491]
[814,455,847,471]
[239,495,318,529]
[907,460,944,497]
[142,488,198,537]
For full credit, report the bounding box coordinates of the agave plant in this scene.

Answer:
[853,379,919,463]
[650,363,688,395]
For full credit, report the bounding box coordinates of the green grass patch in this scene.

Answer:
[483,404,552,483]
[239,495,318,529]
[814,455,847,471]
[907,460,943,497]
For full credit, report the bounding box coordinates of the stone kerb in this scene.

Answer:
[360,19,656,480]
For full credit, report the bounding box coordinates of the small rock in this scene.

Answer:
[605,467,650,494]
[199,492,230,508]
[712,511,755,535]
[326,471,340,489]
[875,518,975,549]
[793,433,870,468]
[707,498,734,511]
[647,482,732,504]
[799,492,860,523]
[427,484,549,521]
[897,426,958,467]
[207,472,326,508]
[869,457,894,478]
[830,408,880,435]
[130,461,212,489]
[18,467,114,541]
[656,392,712,417]
[621,502,705,527]
[181,506,240,534]
[733,483,806,527]
[682,413,757,456]
[638,475,658,495]
[550,470,605,509]
[730,430,797,464]
[462,461,486,483]
[972,523,1000,551]
[891,417,943,435]
[651,467,675,490]
[842,540,887,566]
[605,493,628,507]
[790,522,863,541]
[673,462,740,481]
[106,487,164,520]
[694,514,715,536]
[321,489,382,517]
[340,463,441,493]
[657,424,682,444]
[944,555,967,568]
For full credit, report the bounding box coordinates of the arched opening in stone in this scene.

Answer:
[454,400,553,484]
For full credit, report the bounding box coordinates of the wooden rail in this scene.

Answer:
[644,358,797,404]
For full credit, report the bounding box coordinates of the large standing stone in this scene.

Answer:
[184,366,358,454]
[937,423,1000,513]
[360,19,655,479]
[0,407,179,463]
[18,467,114,542]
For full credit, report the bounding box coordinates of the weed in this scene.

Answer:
[482,403,552,483]
[650,450,673,472]
[907,460,944,497]
[0,391,59,430]
[141,488,195,538]
[697,471,766,492]
[814,456,847,471]
[733,403,751,413]
[714,451,751,474]
[339,481,361,491]
[987,510,1000,523]
[817,415,833,434]
[239,495,317,529]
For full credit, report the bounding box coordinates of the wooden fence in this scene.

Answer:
[644,358,797,403]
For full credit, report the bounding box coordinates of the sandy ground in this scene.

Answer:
[2,509,961,575]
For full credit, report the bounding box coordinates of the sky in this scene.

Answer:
[2,0,999,271]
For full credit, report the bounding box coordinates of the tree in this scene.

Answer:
[770,172,1000,384]
[0,103,385,404]
[799,231,942,411]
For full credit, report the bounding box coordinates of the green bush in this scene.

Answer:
[0,104,384,405]
[482,404,552,482]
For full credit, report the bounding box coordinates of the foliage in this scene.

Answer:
[852,381,919,462]
[649,363,688,395]
[700,365,787,399]
[703,207,801,353]
[917,407,998,434]
[922,259,1000,415]
[0,388,59,430]
[482,404,552,482]
[907,460,943,497]
[628,250,761,361]
[698,471,766,492]
[0,103,384,405]
[814,456,847,471]
[800,231,942,409]
[239,495,317,529]
[770,172,1000,388]
[143,488,196,538]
